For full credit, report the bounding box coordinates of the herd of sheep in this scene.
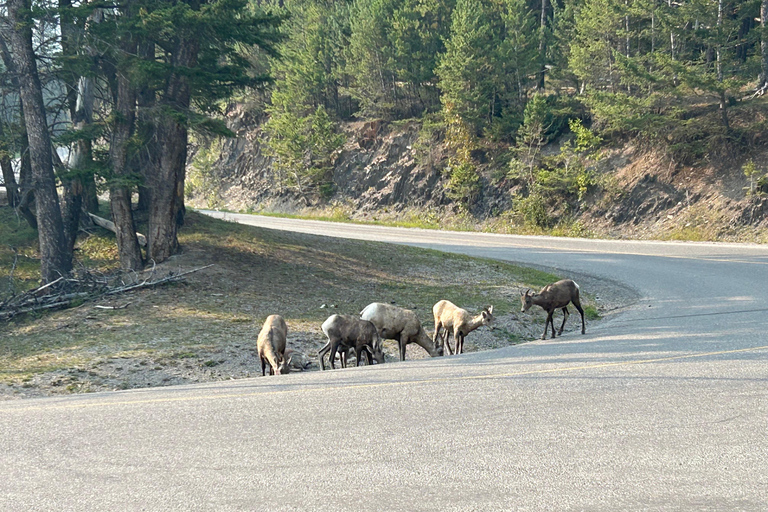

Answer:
[257,279,586,376]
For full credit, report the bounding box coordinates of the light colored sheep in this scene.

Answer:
[360,302,443,360]
[256,315,291,376]
[319,314,384,370]
[432,300,494,355]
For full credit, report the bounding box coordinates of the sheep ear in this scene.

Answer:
[487,305,493,315]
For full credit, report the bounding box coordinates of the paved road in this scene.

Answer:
[3,213,768,511]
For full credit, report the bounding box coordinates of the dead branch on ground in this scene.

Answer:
[0,264,214,322]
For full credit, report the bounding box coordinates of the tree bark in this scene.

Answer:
[109,27,144,271]
[134,40,156,214]
[147,35,198,263]
[6,0,72,282]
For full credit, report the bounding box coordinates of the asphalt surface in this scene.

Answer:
[3,213,768,511]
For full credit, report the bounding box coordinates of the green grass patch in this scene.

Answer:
[584,304,601,320]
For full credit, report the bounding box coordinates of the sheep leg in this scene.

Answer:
[329,342,340,370]
[543,310,555,339]
[260,356,267,377]
[558,306,570,335]
[364,347,373,365]
[456,333,464,354]
[398,336,407,362]
[318,341,331,371]
[433,323,447,354]
[573,300,586,334]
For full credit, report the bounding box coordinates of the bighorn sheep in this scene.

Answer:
[432,301,494,355]
[520,279,585,340]
[360,303,444,361]
[319,314,384,370]
[257,315,292,376]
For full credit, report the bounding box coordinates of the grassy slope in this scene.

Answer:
[1,209,596,398]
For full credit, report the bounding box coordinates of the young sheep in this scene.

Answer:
[257,315,292,376]
[520,279,585,340]
[318,314,384,370]
[360,302,444,361]
[432,300,494,355]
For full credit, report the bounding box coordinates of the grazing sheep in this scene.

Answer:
[257,315,292,376]
[520,279,585,340]
[360,302,444,361]
[432,301,494,355]
[319,314,384,370]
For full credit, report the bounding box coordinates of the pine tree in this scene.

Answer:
[438,0,504,134]
[4,0,72,282]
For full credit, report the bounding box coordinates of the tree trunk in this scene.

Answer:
[6,0,72,282]
[0,36,30,216]
[59,156,83,254]
[58,0,85,250]
[109,28,144,271]
[538,0,548,90]
[760,0,768,92]
[134,40,156,214]
[0,120,19,207]
[147,35,198,263]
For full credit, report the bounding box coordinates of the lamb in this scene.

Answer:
[256,315,292,376]
[319,314,385,370]
[432,300,494,355]
[520,279,586,340]
[360,303,444,361]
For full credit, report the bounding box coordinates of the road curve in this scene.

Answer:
[2,212,768,511]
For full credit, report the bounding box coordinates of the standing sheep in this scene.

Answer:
[257,315,292,376]
[432,301,494,355]
[319,314,384,370]
[520,279,585,340]
[360,302,444,361]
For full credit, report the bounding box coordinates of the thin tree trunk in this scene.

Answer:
[109,24,144,271]
[716,0,728,130]
[538,0,548,90]
[761,0,768,91]
[58,0,90,249]
[0,120,19,207]
[0,35,32,219]
[75,8,103,214]
[6,0,72,281]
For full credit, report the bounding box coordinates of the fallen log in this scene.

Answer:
[87,213,147,247]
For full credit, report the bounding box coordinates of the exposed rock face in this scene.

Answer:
[192,109,451,213]
[191,104,767,240]
[332,122,445,210]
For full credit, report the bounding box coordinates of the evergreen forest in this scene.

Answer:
[2,0,768,278]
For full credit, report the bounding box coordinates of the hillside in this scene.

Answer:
[188,101,768,243]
